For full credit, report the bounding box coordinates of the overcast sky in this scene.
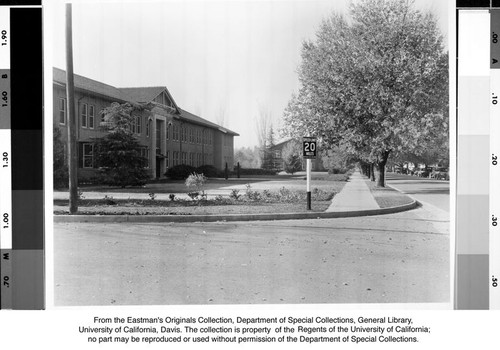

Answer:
[47,0,450,148]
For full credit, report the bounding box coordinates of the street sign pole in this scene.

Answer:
[306,158,311,210]
[303,136,316,211]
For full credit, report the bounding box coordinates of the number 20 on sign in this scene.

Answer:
[303,137,317,159]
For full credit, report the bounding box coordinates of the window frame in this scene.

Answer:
[81,103,88,128]
[82,143,94,168]
[59,98,66,125]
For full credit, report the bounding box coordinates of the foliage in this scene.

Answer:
[187,191,200,200]
[166,164,197,180]
[321,145,356,174]
[100,102,153,133]
[53,127,68,189]
[103,195,117,205]
[281,139,303,174]
[93,101,152,187]
[281,0,448,186]
[229,189,241,200]
[234,146,262,168]
[232,168,278,176]
[195,165,220,178]
[169,194,176,201]
[244,184,261,201]
[185,173,208,199]
[149,193,156,201]
[93,130,149,187]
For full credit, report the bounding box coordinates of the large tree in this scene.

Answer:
[282,0,448,186]
[93,102,152,187]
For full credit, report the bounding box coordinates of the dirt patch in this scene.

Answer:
[365,180,414,208]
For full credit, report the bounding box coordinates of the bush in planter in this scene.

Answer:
[165,164,196,180]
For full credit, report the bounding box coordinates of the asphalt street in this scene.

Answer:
[53,174,450,306]
[386,173,450,213]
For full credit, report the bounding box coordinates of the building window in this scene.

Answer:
[82,143,93,168]
[181,126,187,142]
[181,152,187,164]
[165,151,170,168]
[166,124,170,140]
[136,116,142,134]
[173,151,179,166]
[173,125,179,141]
[89,105,95,129]
[81,103,88,128]
[146,119,150,137]
[59,98,66,124]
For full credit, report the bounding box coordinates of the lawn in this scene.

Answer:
[53,173,348,215]
[365,180,414,208]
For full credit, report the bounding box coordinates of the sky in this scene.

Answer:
[47,0,450,148]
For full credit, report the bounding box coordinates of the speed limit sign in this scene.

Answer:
[303,137,317,159]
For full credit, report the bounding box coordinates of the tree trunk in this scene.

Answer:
[376,151,390,187]
[370,163,375,181]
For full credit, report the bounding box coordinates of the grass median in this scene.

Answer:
[365,180,414,208]
[54,173,348,215]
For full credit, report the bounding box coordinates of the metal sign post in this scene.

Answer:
[306,158,311,210]
[303,137,317,210]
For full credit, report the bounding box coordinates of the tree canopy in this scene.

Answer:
[282,0,448,186]
[94,102,152,187]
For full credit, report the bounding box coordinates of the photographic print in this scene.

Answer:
[50,0,450,307]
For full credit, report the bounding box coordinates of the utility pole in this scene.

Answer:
[66,3,78,214]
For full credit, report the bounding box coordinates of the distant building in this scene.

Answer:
[53,67,238,180]
[268,139,325,172]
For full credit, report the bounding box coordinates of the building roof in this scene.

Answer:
[270,138,296,150]
[53,67,238,135]
[119,86,166,103]
[179,108,239,136]
[53,67,128,102]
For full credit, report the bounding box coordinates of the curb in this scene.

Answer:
[53,200,419,223]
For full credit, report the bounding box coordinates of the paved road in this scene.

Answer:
[386,173,450,213]
[54,212,449,306]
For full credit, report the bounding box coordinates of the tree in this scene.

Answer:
[282,0,448,186]
[321,144,356,174]
[234,146,261,168]
[53,127,68,189]
[282,140,303,174]
[94,102,152,187]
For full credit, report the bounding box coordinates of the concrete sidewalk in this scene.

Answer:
[326,170,379,212]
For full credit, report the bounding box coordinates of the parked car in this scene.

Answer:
[431,167,449,180]
[415,168,431,178]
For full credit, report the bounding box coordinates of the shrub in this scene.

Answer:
[169,194,176,201]
[165,164,196,180]
[196,165,221,178]
[103,195,116,205]
[229,189,241,200]
[245,183,261,201]
[232,168,278,176]
[187,191,199,200]
[148,193,156,200]
[185,173,208,199]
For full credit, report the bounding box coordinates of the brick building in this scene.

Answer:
[53,67,238,180]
